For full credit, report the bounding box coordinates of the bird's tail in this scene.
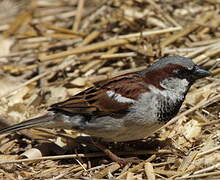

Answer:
[0,113,56,134]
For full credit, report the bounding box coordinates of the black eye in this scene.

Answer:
[174,68,192,79]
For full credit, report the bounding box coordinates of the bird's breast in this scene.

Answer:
[157,97,183,122]
[128,89,184,124]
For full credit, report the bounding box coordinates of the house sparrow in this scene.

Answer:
[0,56,210,165]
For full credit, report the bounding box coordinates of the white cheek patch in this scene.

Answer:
[106,90,136,103]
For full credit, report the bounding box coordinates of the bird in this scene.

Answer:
[0,55,211,165]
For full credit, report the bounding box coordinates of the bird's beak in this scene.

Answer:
[192,66,211,79]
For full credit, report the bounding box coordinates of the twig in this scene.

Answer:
[164,93,220,129]
[79,30,102,46]
[176,171,220,179]
[145,162,156,180]
[73,0,84,31]
[146,0,181,27]
[118,27,181,39]
[93,163,121,179]
[0,58,77,99]
[0,71,49,99]
[193,45,220,64]
[193,162,220,175]
[47,165,87,180]
[41,23,85,36]
[0,150,169,164]
[196,145,220,159]
[160,12,214,47]
[39,39,129,61]
[0,169,17,180]
[32,11,77,23]
[3,10,32,38]
[116,155,157,179]
[100,52,136,59]
[39,27,181,61]
[187,38,220,47]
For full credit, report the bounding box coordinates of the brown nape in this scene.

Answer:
[143,64,186,90]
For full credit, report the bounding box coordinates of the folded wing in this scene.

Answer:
[50,73,149,116]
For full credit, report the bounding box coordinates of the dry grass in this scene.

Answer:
[0,0,219,179]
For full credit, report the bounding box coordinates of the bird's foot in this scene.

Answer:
[112,156,140,166]
[91,139,140,166]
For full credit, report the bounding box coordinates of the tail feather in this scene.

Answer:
[0,113,55,134]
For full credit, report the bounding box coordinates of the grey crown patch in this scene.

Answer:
[148,56,195,71]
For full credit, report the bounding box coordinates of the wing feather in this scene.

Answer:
[50,73,149,116]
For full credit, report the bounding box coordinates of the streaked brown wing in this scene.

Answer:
[50,73,149,116]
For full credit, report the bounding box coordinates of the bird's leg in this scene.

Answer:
[91,138,140,166]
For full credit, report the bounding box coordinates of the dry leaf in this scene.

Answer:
[182,120,201,140]
[20,148,42,159]
[0,36,13,63]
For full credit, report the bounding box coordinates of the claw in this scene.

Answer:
[115,157,141,166]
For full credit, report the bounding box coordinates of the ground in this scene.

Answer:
[0,0,219,179]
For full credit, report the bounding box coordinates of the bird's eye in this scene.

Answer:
[173,68,191,78]
[173,69,180,74]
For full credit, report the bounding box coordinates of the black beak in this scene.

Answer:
[192,66,211,80]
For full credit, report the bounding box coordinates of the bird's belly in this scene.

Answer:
[85,122,164,142]
[82,102,164,142]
